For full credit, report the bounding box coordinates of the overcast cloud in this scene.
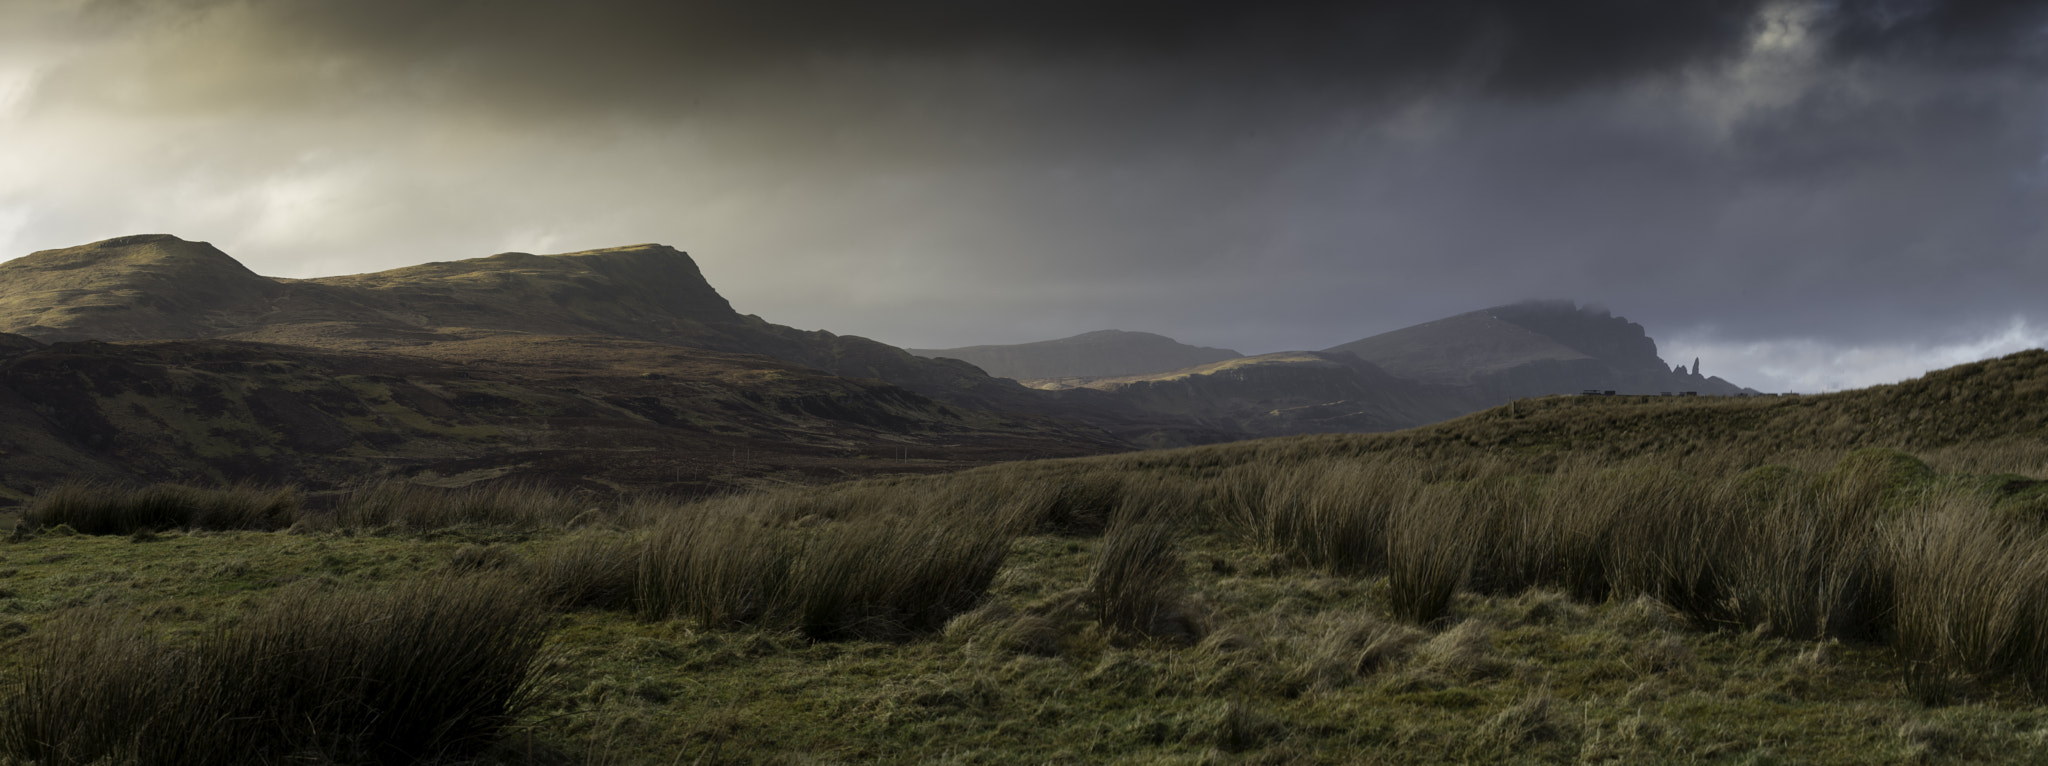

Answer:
[2,0,2044,393]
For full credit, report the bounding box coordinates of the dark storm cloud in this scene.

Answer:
[7,0,2048,392]
[1826,0,2048,68]
[54,0,1776,113]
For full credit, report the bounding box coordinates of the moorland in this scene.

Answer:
[2,348,2047,764]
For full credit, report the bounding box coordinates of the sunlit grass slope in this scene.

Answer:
[2,349,2047,763]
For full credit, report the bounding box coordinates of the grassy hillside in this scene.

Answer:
[0,336,1118,500]
[3,350,2047,763]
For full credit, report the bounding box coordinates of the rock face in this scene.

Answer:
[1325,300,1750,403]
[911,330,1242,381]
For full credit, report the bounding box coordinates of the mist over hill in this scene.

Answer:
[1325,300,1752,401]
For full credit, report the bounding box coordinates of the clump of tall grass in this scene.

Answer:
[637,501,1015,641]
[534,529,643,611]
[1229,459,1417,576]
[1384,483,1479,625]
[1704,454,1912,639]
[335,480,592,531]
[1089,511,1202,644]
[1886,488,2048,702]
[637,506,795,627]
[23,481,299,535]
[0,576,553,765]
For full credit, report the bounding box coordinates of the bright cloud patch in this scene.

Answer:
[1667,318,2048,394]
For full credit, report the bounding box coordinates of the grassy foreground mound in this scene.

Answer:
[2,350,2048,763]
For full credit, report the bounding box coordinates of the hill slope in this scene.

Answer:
[0,235,285,341]
[910,330,1242,380]
[1112,348,2048,478]
[0,335,1119,501]
[1035,351,1471,447]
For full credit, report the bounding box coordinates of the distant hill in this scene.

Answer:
[0,235,1054,417]
[1325,300,1751,403]
[936,300,1759,447]
[1036,351,1471,448]
[0,235,1130,497]
[0,235,285,341]
[0,236,1790,489]
[1172,348,2048,471]
[910,330,1241,380]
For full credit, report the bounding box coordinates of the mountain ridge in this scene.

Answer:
[0,235,1055,418]
[0,235,1777,493]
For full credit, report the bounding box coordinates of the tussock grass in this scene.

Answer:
[1887,488,2048,702]
[636,499,1015,641]
[1231,459,1415,575]
[1385,483,1479,625]
[785,509,1013,641]
[335,480,592,531]
[23,481,298,535]
[636,505,793,628]
[0,575,552,766]
[1089,512,1199,643]
[534,529,642,611]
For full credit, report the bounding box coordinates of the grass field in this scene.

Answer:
[4,350,2048,764]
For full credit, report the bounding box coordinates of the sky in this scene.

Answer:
[2,0,2045,394]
